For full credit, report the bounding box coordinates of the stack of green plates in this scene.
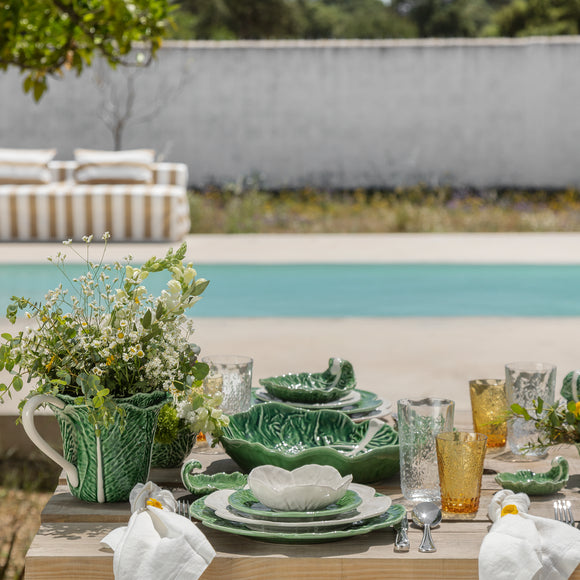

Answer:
[189,482,406,544]
[252,387,391,422]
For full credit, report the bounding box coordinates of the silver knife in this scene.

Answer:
[394,514,410,552]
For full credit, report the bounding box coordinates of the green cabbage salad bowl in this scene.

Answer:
[219,402,399,483]
[259,357,356,404]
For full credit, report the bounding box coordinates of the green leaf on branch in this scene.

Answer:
[6,304,18,323]
[191,362,209,381]
[510,403,530,420]
[13,376,23,392]
[141,309,152,329]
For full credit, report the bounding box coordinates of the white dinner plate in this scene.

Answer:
[204,483,392,531]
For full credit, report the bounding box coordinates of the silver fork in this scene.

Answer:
[177,498,191,519]
[554,500,575,526]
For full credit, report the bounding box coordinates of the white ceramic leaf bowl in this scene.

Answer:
[247,464,353,511]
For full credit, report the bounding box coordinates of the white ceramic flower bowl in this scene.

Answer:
[247,464,353,511]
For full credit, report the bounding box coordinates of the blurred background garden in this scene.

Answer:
[167,0,580,41]
[189,186,580,234]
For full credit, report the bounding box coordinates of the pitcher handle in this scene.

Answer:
[22,394,79,488]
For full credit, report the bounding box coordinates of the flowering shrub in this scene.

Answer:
[0,233,228,436]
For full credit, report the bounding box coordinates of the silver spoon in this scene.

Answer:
[412,502,442,553]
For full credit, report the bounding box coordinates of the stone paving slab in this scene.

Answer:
[2,232,580,264]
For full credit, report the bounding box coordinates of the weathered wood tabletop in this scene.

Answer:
[23,415,580,580]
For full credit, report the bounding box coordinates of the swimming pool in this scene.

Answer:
[1,263,580,317]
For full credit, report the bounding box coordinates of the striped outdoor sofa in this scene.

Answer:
[0,161,191,242]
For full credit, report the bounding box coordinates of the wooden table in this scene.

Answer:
[24,435,580,579]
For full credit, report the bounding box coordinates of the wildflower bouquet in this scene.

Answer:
[0,233,228,438]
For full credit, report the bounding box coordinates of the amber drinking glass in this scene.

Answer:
[436,432,487,514]
[469,379,507,448]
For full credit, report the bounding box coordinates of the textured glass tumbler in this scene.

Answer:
[436,432,487,514]
[202,355,253,415]
[469,379,507,448]
[397,397,455,503]
[505,362,556,458]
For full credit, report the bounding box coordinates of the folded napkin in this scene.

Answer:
[479,489,580,580]
[101,482,215,580]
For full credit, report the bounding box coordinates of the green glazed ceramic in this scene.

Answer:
[259,358,356,404]
[252,388,383,416]
[228,488,362,521]
[190,496,406,544]
[254,388,361,409]
[181,459,248,495]
[151,423,197,469]
[49,391,169,503]
[495,456,569,495]
[220,402,399,483]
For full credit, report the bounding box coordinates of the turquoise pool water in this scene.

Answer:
[1,263,579,317]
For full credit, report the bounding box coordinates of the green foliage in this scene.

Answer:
[0,233,211,428]
[0,0,171,100]
[171,0,419,39]
[297,0,419,39]
[169,0,580,40]
[154,403,183,444]
[391,0,495,36]
[491,0,580,35]
[509,397,580,448]
[187,186,580,234]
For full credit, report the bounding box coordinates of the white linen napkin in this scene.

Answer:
[479,489,580,580]
[101,482,215,580]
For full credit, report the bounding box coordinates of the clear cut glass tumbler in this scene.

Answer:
[397,397,455,503]
[202,355,253,415]
[505,361,556,458]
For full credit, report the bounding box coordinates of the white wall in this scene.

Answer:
[1,38,579,189]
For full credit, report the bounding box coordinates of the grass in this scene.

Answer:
[0,455,59,579]
[188,186,580,233]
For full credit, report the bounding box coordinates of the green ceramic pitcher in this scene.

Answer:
[22,391,169,503]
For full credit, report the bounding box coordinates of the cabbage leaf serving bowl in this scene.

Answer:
[219,402,399,483]
[258,357,356,404]
[494,456,569,495]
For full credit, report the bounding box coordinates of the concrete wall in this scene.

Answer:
[1,38,580,189]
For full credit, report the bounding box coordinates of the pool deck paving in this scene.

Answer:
[1,232,580,421]
[4,232,580,264]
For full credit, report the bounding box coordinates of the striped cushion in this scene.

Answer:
[0,148,57,184]
[73,149,156,184]
[74,163,154,185]
[1,162,190,242]
[48,162,188,186]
